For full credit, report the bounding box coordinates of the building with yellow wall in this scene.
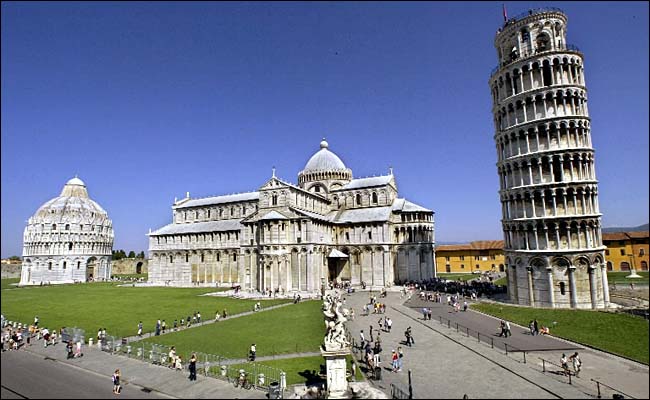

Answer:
[602,231,649,272]
[436,241,505,274]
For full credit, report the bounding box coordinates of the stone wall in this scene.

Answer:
[1,262,21,279]
[111,258,149,275]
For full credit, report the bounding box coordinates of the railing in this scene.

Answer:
[436,314,528,364]
[101,338,286,392]
[538,356,573,385]
[391,383,411,399]
[590,378,636,399]
[507,7,565,24]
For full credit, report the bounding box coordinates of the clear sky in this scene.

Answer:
[2,1,648,258]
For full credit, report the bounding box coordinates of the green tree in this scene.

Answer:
[128,251,136,258]
[9,256,21,261]
[137,251,145,259]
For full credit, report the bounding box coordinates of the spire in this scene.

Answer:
[389,166,393,175]
[272,166,276,178]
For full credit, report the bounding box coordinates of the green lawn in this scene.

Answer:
[471,303,650,364]
[492,276,508,286]
[1,278,20,290]
[226,355,363,386]
[437,273,478,282]
[140,300,323,359]
[0,283,290,338]
[607,272,649,285]
[113,273,148,280]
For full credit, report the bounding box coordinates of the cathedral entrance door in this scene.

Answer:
[328,258,340,282]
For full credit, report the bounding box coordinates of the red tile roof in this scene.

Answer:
[602,231,649,241]
[437,240,504,251]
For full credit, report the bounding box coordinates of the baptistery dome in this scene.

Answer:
[20,177,114,285]
[298,139,352,191]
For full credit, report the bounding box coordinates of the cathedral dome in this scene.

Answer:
[298,139,353,188]
[302,139,348,172]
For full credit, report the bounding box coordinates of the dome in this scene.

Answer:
[303,139,347,172]
[66,177,85,186]
[28,177,111,226]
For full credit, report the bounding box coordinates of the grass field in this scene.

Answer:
[140,300,323,359]
[471,302,650,364]
[0,282,290,338]
[1,278,20,290]
[492,276,508,286]
[607,271,649,284]
[436,273,478,282]
[227,355,363,386]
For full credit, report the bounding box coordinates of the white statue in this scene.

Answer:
[323,294,350,351]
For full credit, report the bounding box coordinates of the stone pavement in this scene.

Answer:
[16,339,267,399]
[342,288,649,399]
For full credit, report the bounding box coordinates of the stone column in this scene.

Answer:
[509,265,518,303]
[527,266,535,306]
[568,266,578,308]
[600,263,610,307]
[546,267,555,308]
[588,266,598,309]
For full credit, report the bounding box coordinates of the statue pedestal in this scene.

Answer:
[321,347,351,399]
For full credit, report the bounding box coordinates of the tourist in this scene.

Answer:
[197,311,201,323]
[175,355,183,370]
[186,315,191,328]
[560,353,570,376]
[528,320,535,336]
[391,350,399,372]
[161,320,166,334]
[463,301,468,312]
[397,346,404,371]
[359,330,365,349]
[155,320,161,336]
[97,328,102,343]
[504,321,511,337]
[180,318,185,328]
[173,319,178,331]
[386,317,392,333]
[34,316,39,328]
[112,369,121,394]
[137,321,143,337]
[378,317,383,331]
[75,341,83,358]
[422,307,428,320]
[189,353,197,381]
[222,309,228,319]
[215,312,220,322]
[569,352,582,377]
[249,343,256,361]
[428,308,433,320]
[540,326,550,335]
[405,326,414,347]
[369,325,374,342]
[349,308,355,321]
[498,320,506,337]
[168,346,177,369]
[66,340,74,359]
[533,319,539,336]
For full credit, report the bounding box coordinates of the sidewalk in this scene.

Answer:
[343,288,649,399]
[19,339,267,399]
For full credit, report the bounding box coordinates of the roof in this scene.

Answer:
[149,220,242,236]
[174,192,259,209]
[66,177,85,186]
[302,140,347,172]
[392,198,432,213]
[437,240,504,251]
[332,207,393,224]
[602,231,649,241]
[328,249,348,258]
[336,175,392,191]
[258,210,289,220]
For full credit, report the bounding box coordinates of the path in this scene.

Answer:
[342,288,649,399]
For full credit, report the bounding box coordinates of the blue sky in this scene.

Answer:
[2,1,648,258]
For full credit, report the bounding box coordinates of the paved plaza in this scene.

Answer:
[1,288,648,399]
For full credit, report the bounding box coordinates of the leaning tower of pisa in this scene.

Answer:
[489,8,609,309]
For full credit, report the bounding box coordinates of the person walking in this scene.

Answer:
[391,350,399,372]
[504,321,511,337]
[168,346,177,369]
[249,343,257,361]
[386,317,392,333]
[569,352,582,377]
[112,369,121,394]
[397,346,404,372]
[137,321,143,337]
[560,353,570,376]
[189,353,197,381]
[463,301,468,312]
[528,320,535,336]
[161,320,166,334]
[359,330,365,350]
[533,319,539,336]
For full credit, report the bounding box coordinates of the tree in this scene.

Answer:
[9,256,21,261]
[137,251,145,259]
[128,251,136,258]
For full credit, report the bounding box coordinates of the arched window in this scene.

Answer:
[185,254,189,263]
[201,253,205,263]
[231,207,235,216]
[48,262,52,270]
[65,224,70,230]
[195,211,199,219]
[63,261,67,269]
[68,243,73,250]
[641,261,648,271]
[170,255,173,263]
[559,281,566,295]
[314,186,320,193]
[356,194,361,206]
[207,209,211,218]
[219,209,223,217]
[372,192,378,204]
[606,261,613,271]
[52,224,57,230]
[217,253,221,262]
[620,262,630,271]
[233,253,237,262]
[272,194,278,206]
[77,261,81,269]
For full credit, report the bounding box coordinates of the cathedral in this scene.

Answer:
[148,139,436,292]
